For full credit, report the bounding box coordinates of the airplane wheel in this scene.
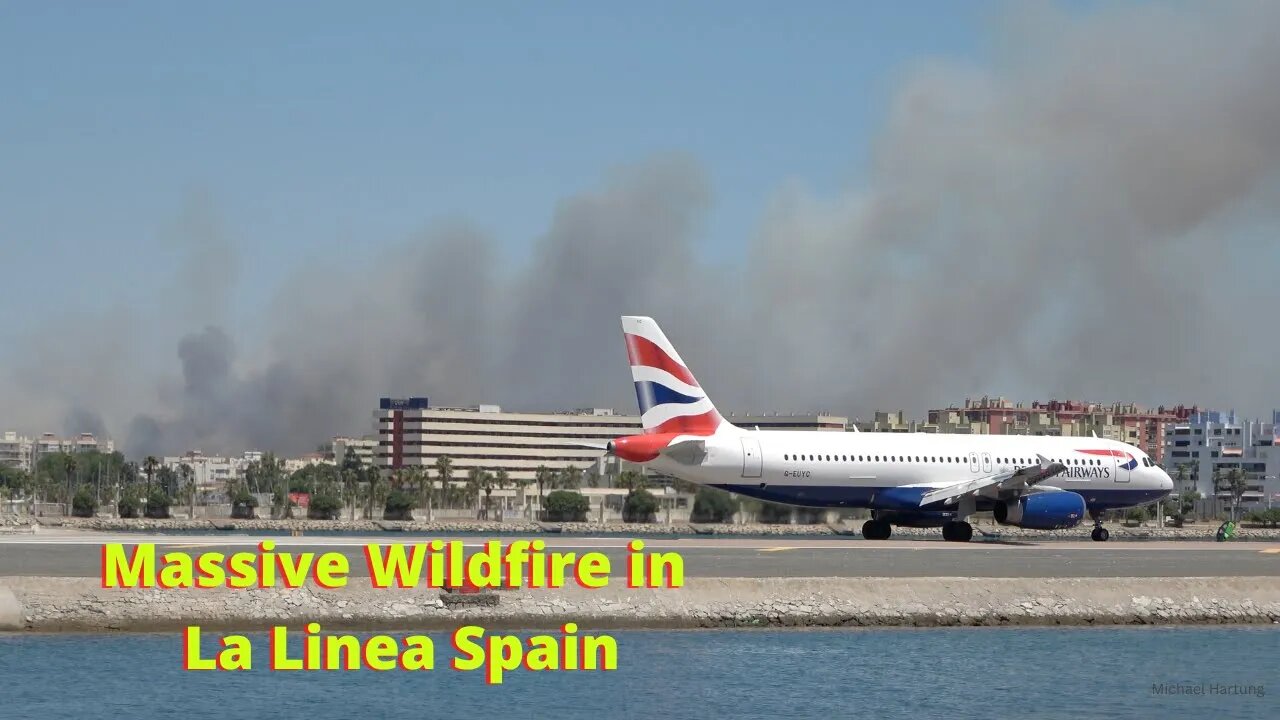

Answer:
[1091,527,1109,542]
[943,521,973,543]
[862,520,891,540]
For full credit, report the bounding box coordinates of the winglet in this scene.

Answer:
[1037,453,1052,470]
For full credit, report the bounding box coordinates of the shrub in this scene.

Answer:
[118,493,143,519]
[757,501,793,524]
[71,486,97,518]
[231,491,258,519]
[144,489,171,519]
[542,490,589,522]
[690,487,738,523]
[622,488,658,523]
[1125,506,1148,522]
[383,489,415,521]
[308,492,344,520]
[1245,508,1280,527]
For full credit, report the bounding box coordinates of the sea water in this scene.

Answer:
[0,626,1274,719]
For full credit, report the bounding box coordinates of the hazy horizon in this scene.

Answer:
[4,1,1280,457]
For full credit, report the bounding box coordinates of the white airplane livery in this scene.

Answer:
[608,316,1174,542]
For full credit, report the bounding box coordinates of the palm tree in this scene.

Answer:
[493,470,509,519]
[143,456,159,495]
[434,456,453,510]
[560,465,582,491]
[179,463,195,519]
[465,468,487,518]
[618,469,646,491]
[64,455,79,506]
[515,476,534,518]
[342,467,359,521]
[1225,467,1249,521]
[364,466,383,519]
[535,465,553,518]
[413,467,432,520]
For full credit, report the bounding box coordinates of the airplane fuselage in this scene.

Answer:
[643,430,1172,516]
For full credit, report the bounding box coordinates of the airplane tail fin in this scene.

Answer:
[620,316,726,436]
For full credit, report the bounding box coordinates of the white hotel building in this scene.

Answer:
[373,398,848,484]
[374,399,641,484]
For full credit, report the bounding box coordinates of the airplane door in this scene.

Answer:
[1114,454,1131,483]
[741,437,762,478]
[969,452,979,473]
[981,452,992,473]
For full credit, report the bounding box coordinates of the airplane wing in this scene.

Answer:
[918,454,1066,506]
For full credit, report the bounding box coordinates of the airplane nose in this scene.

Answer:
[1159,470,1174,492]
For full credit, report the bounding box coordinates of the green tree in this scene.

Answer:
[117,485,144,518]
[691,487,738,523]
[383,485,415,521]
[144,487,171,519]
[71,485,98,518]
[622,487,659,523]
[308,480,344,520]
[543,489,589,522]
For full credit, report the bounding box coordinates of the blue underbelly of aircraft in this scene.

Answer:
[711,483,1167,512]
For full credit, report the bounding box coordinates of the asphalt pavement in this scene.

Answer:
[1,531,1277,578]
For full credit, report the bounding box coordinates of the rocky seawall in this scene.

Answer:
[2,576,1278,632]
[8,514,1280,541]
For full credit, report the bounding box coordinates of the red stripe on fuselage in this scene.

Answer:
[1076,449,1127,457]
[624,334,698,387]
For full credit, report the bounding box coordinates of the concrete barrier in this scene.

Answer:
[3,575,1277,633]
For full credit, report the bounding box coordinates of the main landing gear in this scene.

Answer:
[1089,510,1109,542]
[862,519,893,540]
[941,521,973,543]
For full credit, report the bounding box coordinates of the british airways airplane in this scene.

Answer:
[608,316,1173,542]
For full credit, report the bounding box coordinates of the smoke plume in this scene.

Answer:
[3,1,1280,457]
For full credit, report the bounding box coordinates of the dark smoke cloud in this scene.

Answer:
[4,0,1280,456]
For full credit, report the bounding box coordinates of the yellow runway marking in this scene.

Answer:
[759,547,798,553]
[1260,548,1280,555]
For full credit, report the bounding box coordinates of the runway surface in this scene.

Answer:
[1,530,1277,578]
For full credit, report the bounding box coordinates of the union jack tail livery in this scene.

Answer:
[621,316,725,436]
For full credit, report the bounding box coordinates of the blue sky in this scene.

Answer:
[1,1,996,341]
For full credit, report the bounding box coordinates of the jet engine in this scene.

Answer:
[993,491,1086,530]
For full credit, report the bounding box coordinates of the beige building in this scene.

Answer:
[322,436,379,467]
[0,432,34,470]
[375,400,642,483]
